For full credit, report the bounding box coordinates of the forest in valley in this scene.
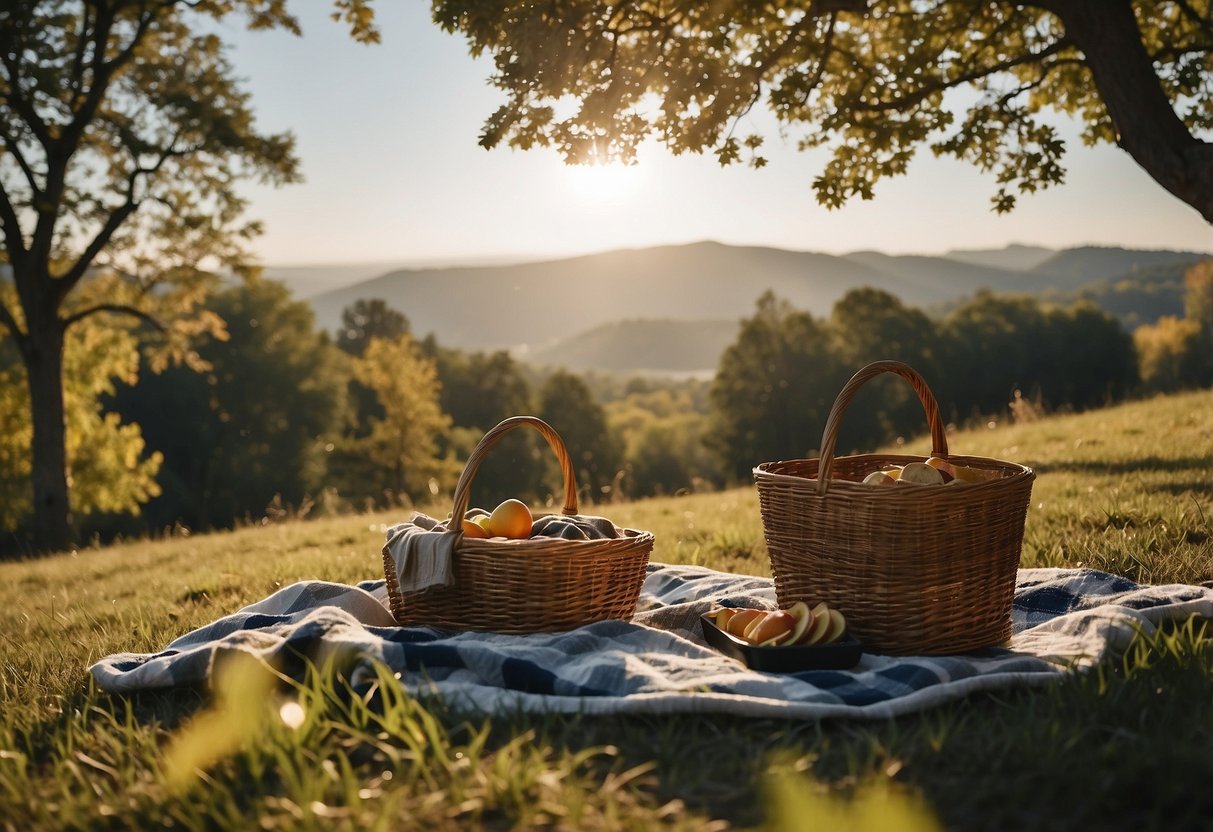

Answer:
[3,260,1210,556]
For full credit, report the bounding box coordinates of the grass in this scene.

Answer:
[1,389,1212,830]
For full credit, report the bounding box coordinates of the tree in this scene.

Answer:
[336,299,411,442]
[336,298,409,358]
[1135,259,1213,392]
[420,339,550,507]
[1,315,161,542]
[111,280,347,531]
[435,0,1213,221]
[828,288,941,448]
[1134,315,1205,393]
[537,370,623,502]
[0,1,378,551]
[710,292,847,481]
[343,334,451,506]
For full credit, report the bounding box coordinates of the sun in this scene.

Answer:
[563,160,644,203]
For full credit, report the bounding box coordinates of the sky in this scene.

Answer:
[222,3,1213,268]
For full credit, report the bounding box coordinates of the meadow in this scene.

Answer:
[1,389,1211,830]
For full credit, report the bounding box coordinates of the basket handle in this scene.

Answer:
[450,415,579,521]
[816,360,949,495]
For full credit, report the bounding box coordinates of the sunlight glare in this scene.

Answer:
[563,160,644,203]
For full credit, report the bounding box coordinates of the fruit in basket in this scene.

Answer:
[926,456,998,483]
[488,499,533,539]
[461,519,489,538]
[898,461,945,485]
[862,470,898,486]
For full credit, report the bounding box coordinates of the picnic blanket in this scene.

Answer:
[90,563,1213,720]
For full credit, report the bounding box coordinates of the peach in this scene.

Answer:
[461,519,489,539]
[488,499,533,539]
[724,609,764,638]
[745,611,798,646]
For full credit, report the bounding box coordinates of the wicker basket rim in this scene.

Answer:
[756,453,1033,480]
[455,528,655,553]
[753,452,1034,491]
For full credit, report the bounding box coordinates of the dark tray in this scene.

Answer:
[700,613,864,672]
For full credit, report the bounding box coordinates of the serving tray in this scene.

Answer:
[700,612,863,672]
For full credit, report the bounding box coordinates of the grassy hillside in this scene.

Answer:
[2,390,1212,829]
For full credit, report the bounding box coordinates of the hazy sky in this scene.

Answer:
[223,3,1213,267]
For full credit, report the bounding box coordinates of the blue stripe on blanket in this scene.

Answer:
[89,563,1213,721]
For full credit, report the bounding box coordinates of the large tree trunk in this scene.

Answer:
[25,314,73,553]
[1052,0,1213,222]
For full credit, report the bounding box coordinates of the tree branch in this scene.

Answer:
[55,134,188,301]
[67,2,95,112]
[851,37,1073,114]
[0,177,27,271]
[1172,0,1213,41]
[0,296,24,342]
[0,39,53,150]
[61,303,166,332]
[0,122,41,195]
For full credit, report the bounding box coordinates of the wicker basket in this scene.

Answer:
[383,415,653,633]
[753,360,1035,655]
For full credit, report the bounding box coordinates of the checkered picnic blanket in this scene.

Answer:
[90,563,1213,720]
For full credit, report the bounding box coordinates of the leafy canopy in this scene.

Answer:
[433,0,1213,214]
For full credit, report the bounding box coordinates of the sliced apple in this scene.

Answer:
[881,465,903,481]
[725,609,764,638]
[710,608,736,631]
[797,602,832,645]
[786,601,812,643]
[746,611,797,646]
[862,471,898,486]
[821,609,847,644]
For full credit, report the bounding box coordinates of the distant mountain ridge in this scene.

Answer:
[305,241,1208,372]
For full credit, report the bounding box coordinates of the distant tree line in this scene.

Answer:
[708,287,1141,480]
[2,262,1211,553]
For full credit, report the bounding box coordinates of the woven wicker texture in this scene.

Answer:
[384,416,653,632]
[754,360,1034,655]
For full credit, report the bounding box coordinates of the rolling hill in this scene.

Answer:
[523,319,740,374]
[305,241,1209,372]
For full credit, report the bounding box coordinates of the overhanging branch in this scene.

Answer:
[851,37,1073,114]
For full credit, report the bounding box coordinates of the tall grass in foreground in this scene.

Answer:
[0,389,1211,830]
